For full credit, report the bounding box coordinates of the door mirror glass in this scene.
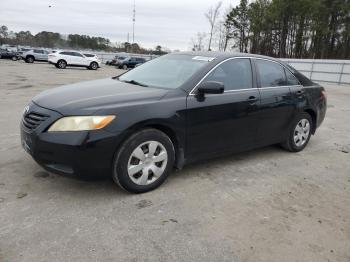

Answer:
[197,81,224,95]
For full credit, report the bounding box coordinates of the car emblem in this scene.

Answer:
[23,105,29,115]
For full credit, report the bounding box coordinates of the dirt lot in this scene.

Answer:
[0,59,349,262]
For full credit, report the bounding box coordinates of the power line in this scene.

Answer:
[132,0,136,43]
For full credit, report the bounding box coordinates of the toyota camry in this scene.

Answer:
[21,52,327,193]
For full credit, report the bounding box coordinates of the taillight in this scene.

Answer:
[321,90,327,99]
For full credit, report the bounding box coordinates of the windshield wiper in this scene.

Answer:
[121,79,148,87]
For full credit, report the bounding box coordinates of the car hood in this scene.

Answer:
[33,78,169,115]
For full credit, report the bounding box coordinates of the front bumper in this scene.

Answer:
[20,102,122,178]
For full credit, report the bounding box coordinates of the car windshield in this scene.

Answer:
[118,54,212,89]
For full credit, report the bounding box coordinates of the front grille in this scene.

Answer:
[22,112,49,131]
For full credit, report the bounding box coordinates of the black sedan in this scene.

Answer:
[21,52,327,193]
[0,48,20,61]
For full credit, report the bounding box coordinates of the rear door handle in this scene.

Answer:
[248,96,258,101]
[247,96,258,105]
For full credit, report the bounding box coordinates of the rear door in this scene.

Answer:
[34,49,44,60]
[186,58,261,159]
[254,59,294,145]
[72,52,87,65]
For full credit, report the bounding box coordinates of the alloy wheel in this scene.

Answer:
[127,141,168,185]
[91,62,97,70]
[58,61,66,69]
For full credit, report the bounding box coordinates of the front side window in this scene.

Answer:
[118,54,211,89]
[256,60,286,87]
[204,58,253,91]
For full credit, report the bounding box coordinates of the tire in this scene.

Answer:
[90,62,98,70]
[281,112,313,152]
[57,60,67,69]
[11,56,18,61]
[26,56,34,63]
[122,64,128,70]
[112,129,175,193]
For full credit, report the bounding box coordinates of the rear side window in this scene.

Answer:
[256,60,286,87]
[285,69,300,85]
[60,52,70,56]
[71,52,83,57]
[284,64,314,86]
[204,58,253,91]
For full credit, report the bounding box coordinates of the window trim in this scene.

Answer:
[189,56,301,95]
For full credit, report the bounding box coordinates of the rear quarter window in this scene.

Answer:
[284,63,314,86]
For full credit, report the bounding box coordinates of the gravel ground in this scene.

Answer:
[0,59,349,262]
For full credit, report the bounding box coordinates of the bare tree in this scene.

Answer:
[191,32,206,51]
[205,1,222,51]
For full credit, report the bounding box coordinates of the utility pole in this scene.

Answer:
[132,0,136,43]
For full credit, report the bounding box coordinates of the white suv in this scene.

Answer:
[48,51,101,70]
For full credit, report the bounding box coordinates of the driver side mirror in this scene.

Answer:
[196,81,224,96]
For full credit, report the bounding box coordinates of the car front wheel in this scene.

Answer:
[122,64,128,70]
[112,129,175,193]
[282,112,312,152]
[11,56,18,61]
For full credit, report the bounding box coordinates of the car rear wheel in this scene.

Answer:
[11,56,18,61]
[112,129,175,193]
[90,62,98,70]
[282,112,312,152]
[122,64,128,70]
[57,60,67,69]
[26,56,34,63]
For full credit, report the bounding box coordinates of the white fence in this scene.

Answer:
[281,59,350,85]
[94,52,159,63]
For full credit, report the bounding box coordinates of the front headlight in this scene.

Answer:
[48,116,115,132]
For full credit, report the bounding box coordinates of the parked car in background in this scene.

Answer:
[118,57,146,69]
[106,55,127,66]
[0,48,20,61]
[22,49,49,63]
[17,48,32,57]
[48,51,101,70]
[83,53,101,67]
[20,52,327,193]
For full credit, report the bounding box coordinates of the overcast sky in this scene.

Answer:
[0,0,240,50]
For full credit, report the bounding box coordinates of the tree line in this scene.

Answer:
[198,0,350,59]
[0,25,167,55]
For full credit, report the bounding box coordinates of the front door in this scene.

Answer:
[186,58,260,159]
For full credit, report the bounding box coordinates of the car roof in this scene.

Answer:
[172,51,282,63]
